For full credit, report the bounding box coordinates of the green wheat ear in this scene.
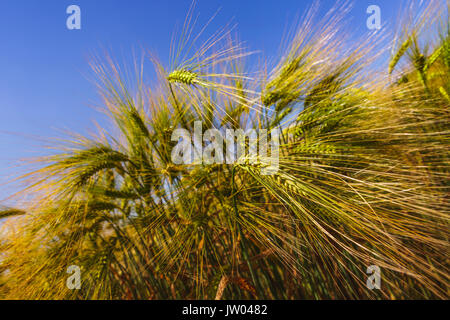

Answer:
[0,208,25,219]
[167,69,199,85]
[439,86,450,102]
[389,37,413,74]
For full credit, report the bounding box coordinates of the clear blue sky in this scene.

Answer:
[0,0,400,203]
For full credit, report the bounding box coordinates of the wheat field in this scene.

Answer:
[0,0,448,300]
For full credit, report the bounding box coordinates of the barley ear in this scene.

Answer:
[389,37,413,74]
[214,275,229,300]
[167,69,199,85]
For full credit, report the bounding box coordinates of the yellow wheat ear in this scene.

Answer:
[167,69,199,85]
